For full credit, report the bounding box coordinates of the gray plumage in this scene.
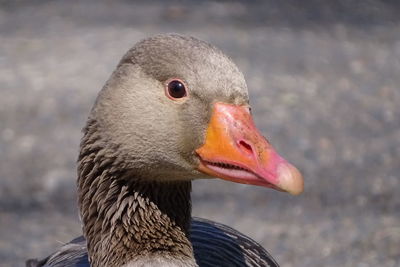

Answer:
[28,34,279,267]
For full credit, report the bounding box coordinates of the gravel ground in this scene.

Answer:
[1,1,399,266]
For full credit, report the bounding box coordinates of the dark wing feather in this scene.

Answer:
[191,217,279,267]
[26,236,89,267]
[27,218,278,267]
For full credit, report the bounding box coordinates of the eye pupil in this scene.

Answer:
[168,80,186,99]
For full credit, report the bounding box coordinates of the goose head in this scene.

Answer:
[89,34,303,195]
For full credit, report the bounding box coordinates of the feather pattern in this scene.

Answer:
[29,219,278,267]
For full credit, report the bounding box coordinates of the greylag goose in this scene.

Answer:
[28,34,303,267]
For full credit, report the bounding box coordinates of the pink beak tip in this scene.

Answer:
[277,163,304,195]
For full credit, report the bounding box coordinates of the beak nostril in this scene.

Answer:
[238,140,254,157]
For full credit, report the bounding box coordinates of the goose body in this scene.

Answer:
[30,219,278,267]
[28,34,303,267]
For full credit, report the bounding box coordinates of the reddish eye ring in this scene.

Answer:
[165,78,188,100]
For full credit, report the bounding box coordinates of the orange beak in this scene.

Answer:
[196,102,303,195]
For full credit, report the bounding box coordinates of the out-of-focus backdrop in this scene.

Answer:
[1,1,399,266]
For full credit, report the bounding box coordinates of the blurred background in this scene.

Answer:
[1,1,400,266]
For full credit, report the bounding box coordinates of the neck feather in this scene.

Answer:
[77,119,195,267]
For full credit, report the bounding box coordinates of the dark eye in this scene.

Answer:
[166,79,187,99]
